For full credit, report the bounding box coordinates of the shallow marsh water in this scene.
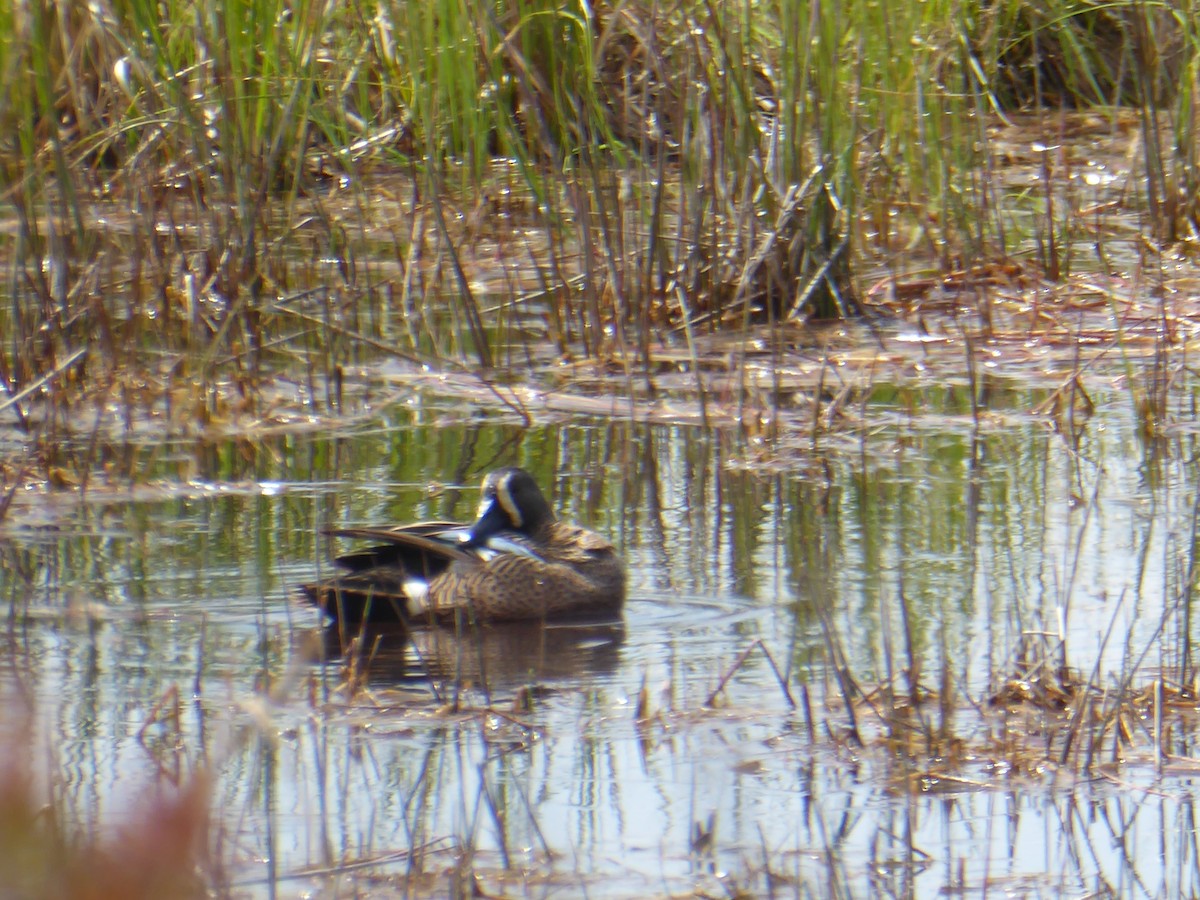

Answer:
[4,315,1200,897]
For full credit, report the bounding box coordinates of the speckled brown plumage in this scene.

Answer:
[299,468,626,625]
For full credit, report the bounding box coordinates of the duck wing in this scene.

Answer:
[322,522,476,572]
[300,522,478,624]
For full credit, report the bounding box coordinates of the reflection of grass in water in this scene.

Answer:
[6,497,1200,897]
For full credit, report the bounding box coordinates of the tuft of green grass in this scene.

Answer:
[0,0,1195,495]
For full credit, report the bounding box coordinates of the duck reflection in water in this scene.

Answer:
[318,617,626,690]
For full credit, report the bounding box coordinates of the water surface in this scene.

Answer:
[2,347,1199,896]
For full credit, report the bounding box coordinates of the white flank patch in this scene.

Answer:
[404,577,430,614]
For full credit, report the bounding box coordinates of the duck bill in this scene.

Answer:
[463,498,510,548]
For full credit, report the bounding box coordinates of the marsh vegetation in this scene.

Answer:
[1,0,1200,896]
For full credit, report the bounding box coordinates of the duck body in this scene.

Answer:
[300,468,626,626]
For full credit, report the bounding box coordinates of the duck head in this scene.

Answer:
[463,467,556,547]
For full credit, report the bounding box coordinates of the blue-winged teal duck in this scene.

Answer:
[301,467,626,625]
